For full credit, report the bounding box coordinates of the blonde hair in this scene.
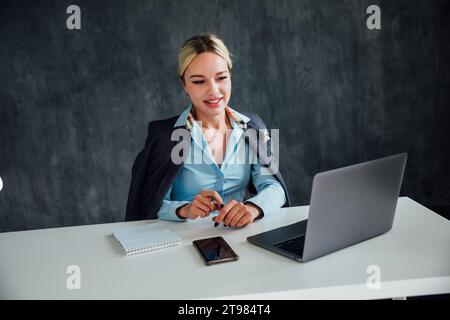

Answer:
[178,33,233,81]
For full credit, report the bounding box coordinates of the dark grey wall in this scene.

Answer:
[1,0,449,232]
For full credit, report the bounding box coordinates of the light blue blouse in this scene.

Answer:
[157,106,286,222]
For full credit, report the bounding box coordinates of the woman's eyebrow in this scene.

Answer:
[189,71,228,79]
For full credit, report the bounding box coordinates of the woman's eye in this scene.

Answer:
[192,77,228,85]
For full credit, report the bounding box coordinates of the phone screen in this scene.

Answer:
[193,236,239,265]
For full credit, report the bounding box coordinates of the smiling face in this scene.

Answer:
[181,52,232,119]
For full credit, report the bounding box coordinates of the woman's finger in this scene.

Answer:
[230,207,249,227]
[236,212,252,227]
[224,202,244,226]
[196,195,215,212]
[200,190,223,208]
[216,200,238,224]
[192,201,209,218]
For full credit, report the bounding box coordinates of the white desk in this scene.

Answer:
[0,197,449,299]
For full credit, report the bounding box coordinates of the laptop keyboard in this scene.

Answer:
[274,235,306,257]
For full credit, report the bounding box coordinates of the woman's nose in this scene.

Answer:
[207,81,220,94]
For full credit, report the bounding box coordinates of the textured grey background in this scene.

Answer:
[1,0,449,232]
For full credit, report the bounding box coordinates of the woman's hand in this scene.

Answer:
[213,200,262,228]
[176,190,223,220]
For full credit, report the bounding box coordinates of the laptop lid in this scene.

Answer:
[301,153,407,262]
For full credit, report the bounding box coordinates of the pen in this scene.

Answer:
[210,197,224,227]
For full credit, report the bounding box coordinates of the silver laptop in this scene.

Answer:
[247,153,407,262]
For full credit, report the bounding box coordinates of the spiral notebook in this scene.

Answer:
[113,223,182,256]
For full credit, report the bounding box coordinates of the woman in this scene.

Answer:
[126,33,291,227]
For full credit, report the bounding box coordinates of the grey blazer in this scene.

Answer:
[125,112,291,221]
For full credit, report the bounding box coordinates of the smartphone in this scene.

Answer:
[193,236,239,265]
